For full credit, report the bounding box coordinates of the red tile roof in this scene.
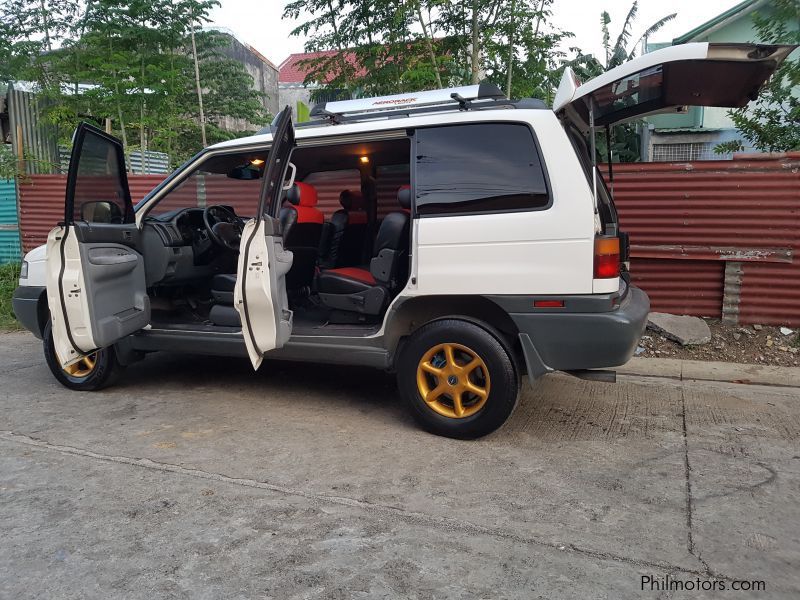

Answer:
[278,50,363,84]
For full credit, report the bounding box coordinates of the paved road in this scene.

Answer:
[1,331,798,599]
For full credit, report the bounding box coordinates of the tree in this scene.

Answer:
[479,0,572,102]
[1,0,270,166]
[0,0,81,83]
[283,0,571,102]
[565,1,676,162]
[568,1,676,79]
[715,0,800,154]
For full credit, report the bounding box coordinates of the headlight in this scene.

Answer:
[19,261,28,279]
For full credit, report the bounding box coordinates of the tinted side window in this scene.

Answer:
[415,123,549,216]
[70,129,131,224]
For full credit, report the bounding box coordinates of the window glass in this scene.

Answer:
[376,164,410,217]
[415,123,549,216]
[149,151,267,218]
[70,129,129,223]
[592,65,663,122]
[302,169,361,217]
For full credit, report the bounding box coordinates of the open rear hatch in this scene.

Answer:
[555,42,797,133]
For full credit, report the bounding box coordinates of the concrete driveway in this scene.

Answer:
[1,331,798,599]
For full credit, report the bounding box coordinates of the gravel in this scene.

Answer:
[637,319,799,367]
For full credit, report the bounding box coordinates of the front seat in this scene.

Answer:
[280,182,324,289]
[316,186,411,316]
[320,189,368,268]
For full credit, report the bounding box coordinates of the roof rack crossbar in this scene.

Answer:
[293,96,548,129]
[310,83,505,121]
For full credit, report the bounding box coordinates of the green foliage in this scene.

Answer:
[0,0,271,166]
[284,0,572,102]
[714,139,745,155]
[0,263,22,331]
[565,1,675,162]
[0,146,19,180]
[723,0,800,153]
[569,1,675,79]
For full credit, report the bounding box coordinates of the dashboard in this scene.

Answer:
[146,208,209,247]
[141,207,239,286]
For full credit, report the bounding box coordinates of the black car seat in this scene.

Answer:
[320,189,368,268]
[316,185,411,315]
[279,181,324,289]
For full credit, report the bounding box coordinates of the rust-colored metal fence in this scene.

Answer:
[608,153,800,325]
[15,152,800,325]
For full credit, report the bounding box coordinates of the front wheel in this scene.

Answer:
[43,322,123,391]
[397,319,519,439]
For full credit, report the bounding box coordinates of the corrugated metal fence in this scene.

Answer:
[609,153,800,325]
[0,179,21,264]
[7,85,60,175]
[14,152,800,325]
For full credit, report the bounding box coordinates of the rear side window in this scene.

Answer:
[414,123,549,216]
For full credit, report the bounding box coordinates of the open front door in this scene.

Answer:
[46,123,150,368]
[235,106,296,369]
[555,43,797,132]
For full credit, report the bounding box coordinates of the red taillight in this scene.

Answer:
[534,300,564,308]
[594,236,620,279]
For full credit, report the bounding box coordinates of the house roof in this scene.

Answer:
[278,50,363,84]
[673,0,769,44]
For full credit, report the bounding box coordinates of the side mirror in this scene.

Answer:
[81,201,123,224]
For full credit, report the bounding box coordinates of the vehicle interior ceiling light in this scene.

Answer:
[359,155,369,163]
[250,158,265,166]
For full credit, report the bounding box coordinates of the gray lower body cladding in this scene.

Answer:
[13,284,650,378]
[505,286,650,377]
[12,286,46,339]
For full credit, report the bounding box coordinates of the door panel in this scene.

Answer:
[47,123,149,367]
[235,217,293,369]
[236,106,296,369]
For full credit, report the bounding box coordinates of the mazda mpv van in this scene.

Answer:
[13,43,794,438]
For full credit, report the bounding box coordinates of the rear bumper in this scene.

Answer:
[12,285,47,339]
[509,286,650,378]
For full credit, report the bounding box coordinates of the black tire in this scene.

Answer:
[43,322,123,391]
[397,319,519,439]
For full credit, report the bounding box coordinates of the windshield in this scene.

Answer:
[143,150,268,219]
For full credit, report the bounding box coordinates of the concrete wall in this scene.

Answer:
[278,86,315,120]
[216,34,280,132]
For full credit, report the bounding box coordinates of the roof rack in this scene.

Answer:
[257,87,548,134]
[301,82,546,127]
[313,82,504,119]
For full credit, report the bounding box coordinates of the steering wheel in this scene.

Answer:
[203,205,244,251]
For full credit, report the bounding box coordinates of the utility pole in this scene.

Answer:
[191,24,207,147]
[470,0,480,84]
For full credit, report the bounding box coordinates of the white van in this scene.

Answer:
[13,43,793,438]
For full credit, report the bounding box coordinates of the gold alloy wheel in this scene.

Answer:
[416,343,491,418]
[62,354,98,378]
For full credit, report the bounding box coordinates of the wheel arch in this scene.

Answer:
[385,295,523,372]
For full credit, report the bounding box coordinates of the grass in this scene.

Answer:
[0,262,22,330]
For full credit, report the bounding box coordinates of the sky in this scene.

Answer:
[209,0,745,68]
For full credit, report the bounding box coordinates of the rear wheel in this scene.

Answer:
[43,322,123,391]
[397,319,519,439]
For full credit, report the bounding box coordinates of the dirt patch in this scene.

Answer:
[637,319,800,367]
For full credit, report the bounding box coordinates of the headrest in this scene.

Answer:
[287,182,318,207]
[339,189,365,211]
[397,184,411,209]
